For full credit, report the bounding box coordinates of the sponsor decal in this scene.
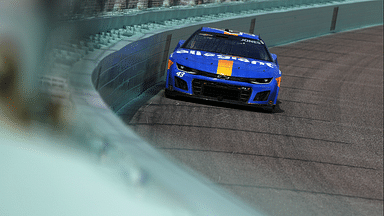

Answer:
[176,50,189,54]
[241,38,262,44]
[204,52,215,57]
[217,60,233,76]
[238,58,250,63]
[217,55,231,60]
[176,49,273,67]
[251,61,274,68]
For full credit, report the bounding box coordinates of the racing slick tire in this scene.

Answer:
[264,105,276,113]
[164,89,175,98]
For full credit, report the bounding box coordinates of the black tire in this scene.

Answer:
[164,89,175,98]
[264,105,276,113]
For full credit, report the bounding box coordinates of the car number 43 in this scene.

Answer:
[176,72,185,77]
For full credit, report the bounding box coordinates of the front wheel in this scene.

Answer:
[164,89,175,98]
[264,105,276,113]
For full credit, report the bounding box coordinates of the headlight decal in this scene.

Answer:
[168,59,173,70]
[176,63,198,74]
[275,77,281,87]
[250,78,272,84]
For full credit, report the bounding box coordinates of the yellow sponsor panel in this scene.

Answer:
[217,60,233,76]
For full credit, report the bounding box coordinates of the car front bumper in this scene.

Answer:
[166,70,280,107]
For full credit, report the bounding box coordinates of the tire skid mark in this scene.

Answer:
[128,123,352,145]
[133,104,383,130]
[297,38,382,47]
[279,96,383,111]
[281,86,324,92]
[276,113,383,131]
[217,183,384,201]
[158,147,377,170]
[272,46,380,57]
[280,55,382,70]
[283,74,382,87]
[279,55,333,62]
[279,99,319,106]
[282,64,381,73]
[324,37,382,43]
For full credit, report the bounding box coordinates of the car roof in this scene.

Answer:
[200,27,260,40]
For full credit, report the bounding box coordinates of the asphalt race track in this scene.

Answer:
[127,25,383,216]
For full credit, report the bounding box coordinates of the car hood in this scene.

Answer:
[171,49,278,78]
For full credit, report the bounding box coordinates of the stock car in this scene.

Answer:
[165,27,281,111]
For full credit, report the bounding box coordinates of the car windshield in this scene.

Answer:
[182,32,273,62]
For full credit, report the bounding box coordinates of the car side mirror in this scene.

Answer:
[271,53,279,68]
[174,40,186,52]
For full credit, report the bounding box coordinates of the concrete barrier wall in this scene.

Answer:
[336,0,383,31]
[66,0,341,38]
[91,0,382,120]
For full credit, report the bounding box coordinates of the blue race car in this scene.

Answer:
[165,27,281,111]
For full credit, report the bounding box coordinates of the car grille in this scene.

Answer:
[192,79,252,102]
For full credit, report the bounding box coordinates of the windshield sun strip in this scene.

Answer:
[181,32,273,62]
